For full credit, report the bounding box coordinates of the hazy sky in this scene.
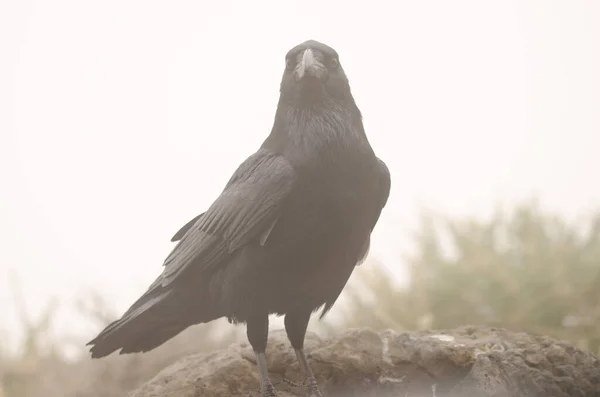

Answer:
[1,0,599,349]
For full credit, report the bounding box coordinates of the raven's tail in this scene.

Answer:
[86,289,219,358]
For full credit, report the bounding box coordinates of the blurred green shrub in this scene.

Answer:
[332,201,600,355]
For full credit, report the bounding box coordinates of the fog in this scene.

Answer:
[1,0,599,351]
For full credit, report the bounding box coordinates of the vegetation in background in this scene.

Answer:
[2,200,600,396]
[333,201,600,355]
[0,280,242,397]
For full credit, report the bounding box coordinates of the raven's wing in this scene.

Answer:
[371,158,391,229]
[170,212,204,242]
[87,150,295,353]
[87,150,295,352]
[168,145,298,243]
[319,157,391,319]
[158,149,296,287]
[355,157,391,266]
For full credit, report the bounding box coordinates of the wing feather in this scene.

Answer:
[158,149,295,286]
[170,213,204,242]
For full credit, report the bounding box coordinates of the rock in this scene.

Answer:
[130,325,600,397]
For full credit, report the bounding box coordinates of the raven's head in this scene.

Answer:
[279,40,352,105]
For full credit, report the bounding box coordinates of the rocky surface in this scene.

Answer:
[130,325,600,397]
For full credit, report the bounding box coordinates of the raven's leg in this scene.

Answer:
[285,311,323,397]
[247,314,277,397]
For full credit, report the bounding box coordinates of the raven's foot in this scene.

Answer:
[248,381,278,397]
[293,348,323,397]
[271,376,322,397]
[305,377,323,397]
[273,377,302,388]
[261,381,278,397]
[252,351,279,397]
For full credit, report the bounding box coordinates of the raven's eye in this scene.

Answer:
[330,58,339,69]
[286,58,295,71]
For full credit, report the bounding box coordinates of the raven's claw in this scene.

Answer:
[273,377,303,388]
[262,382,278,397]
[305,377,323,397]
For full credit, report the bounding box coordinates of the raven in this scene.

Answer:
[87,40,391,397]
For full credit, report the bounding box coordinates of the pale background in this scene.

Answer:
[1,0,599,351]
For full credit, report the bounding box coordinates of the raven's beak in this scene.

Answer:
[295,49,325,81]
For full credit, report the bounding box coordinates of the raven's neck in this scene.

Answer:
[262,98,370,157]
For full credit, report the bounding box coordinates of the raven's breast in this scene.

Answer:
[220,140,381,320]
[258,149,380,314]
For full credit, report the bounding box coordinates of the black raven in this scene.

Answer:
[87,40,391,397]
